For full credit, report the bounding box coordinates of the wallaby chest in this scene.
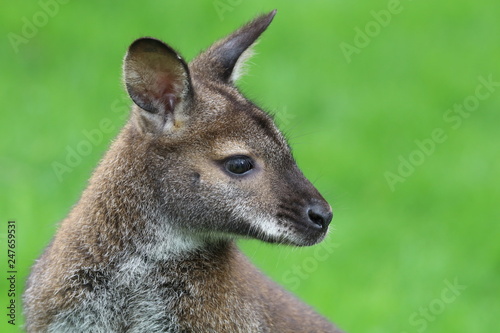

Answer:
[50,246,268,333]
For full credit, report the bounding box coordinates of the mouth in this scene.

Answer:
[228,202,332,246]
[259,229,328,247]
[245,213,329,247]
[281,217,329,246]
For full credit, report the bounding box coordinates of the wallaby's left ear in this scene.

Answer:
[124,38,192,134]
[191,10,276,83]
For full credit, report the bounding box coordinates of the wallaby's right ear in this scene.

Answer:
[123,38,192,134]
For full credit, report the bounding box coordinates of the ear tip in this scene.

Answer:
[128,37,168,54]
[245,10,276,38]
[260,9,277,27]
[126,37,187,68]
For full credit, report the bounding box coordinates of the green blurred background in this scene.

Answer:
[1,0,499,332]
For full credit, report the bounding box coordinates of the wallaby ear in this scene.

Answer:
[123,37,192,133]
[191,10,276,83]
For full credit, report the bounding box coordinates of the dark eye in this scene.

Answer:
[224,155,254,175]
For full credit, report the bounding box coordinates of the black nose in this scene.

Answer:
[306,202,333,229]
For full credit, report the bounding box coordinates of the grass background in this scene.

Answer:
[1,0,499,332]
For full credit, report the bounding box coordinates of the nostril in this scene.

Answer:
[307,209,324,228]
[307,205,333,229]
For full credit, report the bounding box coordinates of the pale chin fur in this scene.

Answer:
[233,207,305,245]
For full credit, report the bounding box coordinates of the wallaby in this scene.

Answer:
[24,10,343,333]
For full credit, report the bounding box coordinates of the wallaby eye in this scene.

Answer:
[224,155,254,175]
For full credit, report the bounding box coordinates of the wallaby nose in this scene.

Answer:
[306,202,333,230]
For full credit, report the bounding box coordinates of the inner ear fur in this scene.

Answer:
[123,38,192,132]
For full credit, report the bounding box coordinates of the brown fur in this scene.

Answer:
[24,10,343,332]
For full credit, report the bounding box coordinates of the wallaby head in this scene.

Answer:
[120,9,332,250]
[24,10,342,333]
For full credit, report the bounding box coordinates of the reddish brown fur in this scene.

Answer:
[24,11,343,332]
